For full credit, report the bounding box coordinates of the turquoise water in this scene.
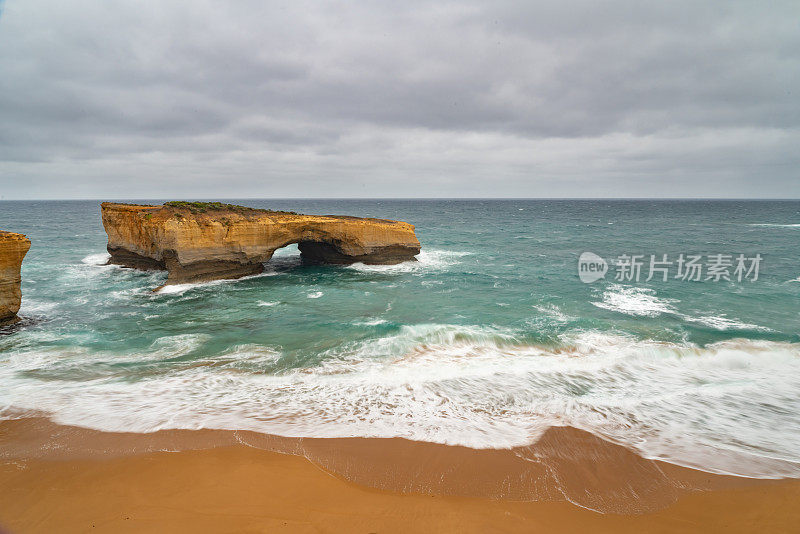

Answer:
[1,200,799,477]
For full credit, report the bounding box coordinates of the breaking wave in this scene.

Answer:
[2,325,800,478]
[684,314,773,332]
[591,285,677,317]
[346,249,472,273]
[81,252,112,265]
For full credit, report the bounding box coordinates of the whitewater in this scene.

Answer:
[1,199,799,479]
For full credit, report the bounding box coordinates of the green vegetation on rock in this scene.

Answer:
[163,201,297,215]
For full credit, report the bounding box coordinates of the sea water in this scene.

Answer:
[1,199,799,477]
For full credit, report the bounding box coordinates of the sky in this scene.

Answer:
[0,0,798,199]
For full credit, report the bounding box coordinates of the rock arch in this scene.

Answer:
[101,203,421,285]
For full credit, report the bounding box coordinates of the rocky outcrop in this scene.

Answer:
[101,202,421,285]
[0,231,31,325]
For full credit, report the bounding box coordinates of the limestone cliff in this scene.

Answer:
[101,202,421,285]
[0,231,31,325]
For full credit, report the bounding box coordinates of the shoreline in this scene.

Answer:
[2,418,799,532]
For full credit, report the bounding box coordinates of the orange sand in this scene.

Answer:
[1,418,798,533]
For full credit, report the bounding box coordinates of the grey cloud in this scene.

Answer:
[0,0,798,198]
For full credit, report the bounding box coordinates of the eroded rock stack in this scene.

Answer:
[0,231,31,325]
[101,202,421,285]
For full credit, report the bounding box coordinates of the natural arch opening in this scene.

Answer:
[101,202,421,286]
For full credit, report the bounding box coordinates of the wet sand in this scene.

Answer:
[1,418,798,533]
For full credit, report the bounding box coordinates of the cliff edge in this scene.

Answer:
[0,231,31,325]
[101,202,421,285]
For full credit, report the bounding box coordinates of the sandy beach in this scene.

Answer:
[2,418,798,533]
[3,0,799,530]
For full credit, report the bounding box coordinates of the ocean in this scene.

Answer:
[1,199,799,478]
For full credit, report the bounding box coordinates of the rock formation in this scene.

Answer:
[101,202,421,285]
[0,231,31,325]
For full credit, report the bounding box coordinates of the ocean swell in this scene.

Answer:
[1,325,799,479]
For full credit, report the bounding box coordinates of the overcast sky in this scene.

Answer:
[0,0,798,199]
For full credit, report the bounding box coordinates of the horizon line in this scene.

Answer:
[2,197,800,202]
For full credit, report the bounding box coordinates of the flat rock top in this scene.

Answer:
[101,202,407,227]
[0,231,30,242]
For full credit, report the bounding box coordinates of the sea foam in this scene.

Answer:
[346,249,472,273]
[591,285,677,317]
[81,252,112,265]
[2,326,800,479]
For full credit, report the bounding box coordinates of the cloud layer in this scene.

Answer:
[1,0,798,198]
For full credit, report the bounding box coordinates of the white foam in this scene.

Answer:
[591,285,677,317]
[354,318,389,326]
[531,304,573,323]
[684,314,773,332]
[346,249,472,273]
[2,326,800,478]
[307,291,323,299]
[749,223,800,228]
[257,301,280,307]
[142,334,210,360]
[18,300,59,315]
[155,283,205,295]
[80,252,112,265]
[216,344,281,366]
[153,269,274,295]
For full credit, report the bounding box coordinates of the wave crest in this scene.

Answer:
[2,325,800,478]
